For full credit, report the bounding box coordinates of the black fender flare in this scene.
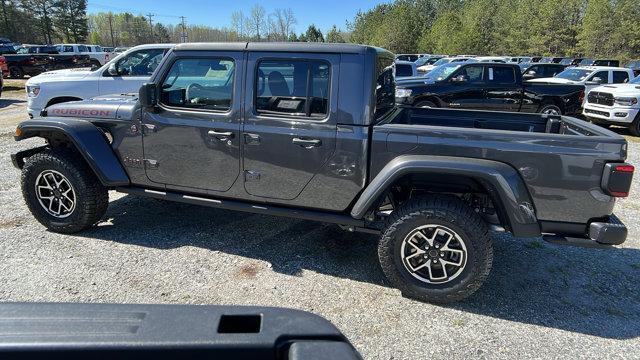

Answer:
[351,155,541,238]
[14,118,130,187]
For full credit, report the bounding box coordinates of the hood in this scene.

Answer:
[44,93,139,120]
[28,68,95,83]
[593,83,640,96]
[528,77,578,84]
[417,64,436,72]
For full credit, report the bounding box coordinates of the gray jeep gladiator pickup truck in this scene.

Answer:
[11,43,635,303]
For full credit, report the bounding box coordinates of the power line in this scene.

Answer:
[179,16,188,43]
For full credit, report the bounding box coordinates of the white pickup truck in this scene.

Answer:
[583,75,640,136]
[55,44,111,68]
[26,44,173,118]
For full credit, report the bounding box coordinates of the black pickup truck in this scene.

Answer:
[11,43,634,303]
[0,45,91,78]
[396,62,584,115]
[0,47,50,78]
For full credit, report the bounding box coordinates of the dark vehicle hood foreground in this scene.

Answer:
[44,94,139,120]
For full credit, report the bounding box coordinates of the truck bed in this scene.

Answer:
[372,107,628,226]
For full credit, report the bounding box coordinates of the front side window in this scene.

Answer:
[160,58,234,112]
[589,71,609,84]
[115,48,166,76]
[457,65,484,82]
[256,59,329,118]
[64,46,73,53]
[395,64,413,77]
[612,71,630,84]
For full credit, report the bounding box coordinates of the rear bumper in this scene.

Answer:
[543,214,627,248]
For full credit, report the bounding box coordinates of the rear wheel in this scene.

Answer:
[415,100,437,108]
[9,66,24,79]
[539,103,562,115]
[378,195,493,303]
[21,148,109,233]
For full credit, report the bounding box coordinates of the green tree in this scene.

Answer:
[326,25,345,43]
[304,24,324,42]
[578,0,615,57]
[419,10,462,53]
[52,0,88,43]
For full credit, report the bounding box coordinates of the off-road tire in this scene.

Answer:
[378,195,493,303]
[630,114,640,137]
[21,148,109,233]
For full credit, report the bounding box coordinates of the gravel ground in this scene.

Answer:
[1,81,639,359]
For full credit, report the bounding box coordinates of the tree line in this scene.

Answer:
[0,0,88,44]
[349,0,640,62]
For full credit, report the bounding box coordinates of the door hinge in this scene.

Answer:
[144,159,159,170]
[244,170,261,181]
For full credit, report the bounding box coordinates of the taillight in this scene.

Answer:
[579,90,585,104]
[602,163,634,197]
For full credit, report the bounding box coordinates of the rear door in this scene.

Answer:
[141,52,242,193]
[482,65,522,112]
[241,52,338,200]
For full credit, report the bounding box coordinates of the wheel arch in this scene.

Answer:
[413,95,442,107]
[351,155,540,238]
[14,118,129,187]
[538,97,564,114]
[46,96,83,108]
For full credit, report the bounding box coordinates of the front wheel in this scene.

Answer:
[21,148,109,233]
[630,114,640,137]
[378,195,493,303]
[539,104,562,115]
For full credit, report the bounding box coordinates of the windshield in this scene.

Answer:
[630,76,640,84]
[556,68,592,81]
[559,58,573,65]
[432,58,452,66]
[425,63,461,81]
[16,47,28,54]
[579,59,593,66]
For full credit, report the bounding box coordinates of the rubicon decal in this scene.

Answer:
[50,108,112,117]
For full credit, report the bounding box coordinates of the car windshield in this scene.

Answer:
[579,59,593,66]
[630,76,640,84]
[15,47,28,54]
[425,63,461,81]
[559,58,573,65]
[556,68,592,81]
[432,58,452,66]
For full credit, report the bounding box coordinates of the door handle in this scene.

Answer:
[292,138,322,148]
[208,130,234,139]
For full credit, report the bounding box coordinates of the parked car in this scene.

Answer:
[508,56,532,63]
[2,51,50,79]
[395,62,584,115]
[15,45,92,71]
[625,60,640,77]
[583,75,640,135]
[417,56,475,75]
[394,60,417,80]
[12,43,633,304]
[521,63,567,80]
[558,58,575,65]
[528,66,635,101]
[476,56,508,63]
[102,46,115,53]
[578,59,620,67]
[55,44,110,68]
[113,46,129,54]
[415,55,445,67]
[0,55,8,79]
[395,54,427,62]
[25,44,173,118]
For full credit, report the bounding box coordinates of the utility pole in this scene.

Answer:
[146,13,154,40]
[107,13,115,47]
[179,16,188,43]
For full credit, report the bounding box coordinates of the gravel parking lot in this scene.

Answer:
[1,80,639,359]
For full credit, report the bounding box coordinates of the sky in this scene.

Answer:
[86,0,389,33]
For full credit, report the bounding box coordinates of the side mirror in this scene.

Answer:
[590,76,603,84]
[451,75,468,83]
[139,83,158,109]
[523,72,535,80]
[107,62,118,76]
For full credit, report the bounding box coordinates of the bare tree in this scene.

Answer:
[248,4,266,40]
[272,8,296,41]
[230,10,245,39]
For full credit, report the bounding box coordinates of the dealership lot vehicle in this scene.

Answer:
[11,42,634,304]
[583,76,640,135]
[416,56,474,74]
[394,60,418,79]
[521,63,567,80]
[56,43,111,68]
[25,44,172,118]
[396,62,584,115]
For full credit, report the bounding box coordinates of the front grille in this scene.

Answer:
[585,108,610,117]
[587,91,614,106]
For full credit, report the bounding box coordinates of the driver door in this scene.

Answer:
[98,48,167,95]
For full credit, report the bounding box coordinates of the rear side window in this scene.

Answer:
[160,58,235,112]
[487,67,515,83]
[255,59,329,118]
[612,71,630,84]
[395,64,413,77]
[375,55,395,121]
[62,45,73,53]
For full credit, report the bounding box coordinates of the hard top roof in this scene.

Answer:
[174,42,391,56]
